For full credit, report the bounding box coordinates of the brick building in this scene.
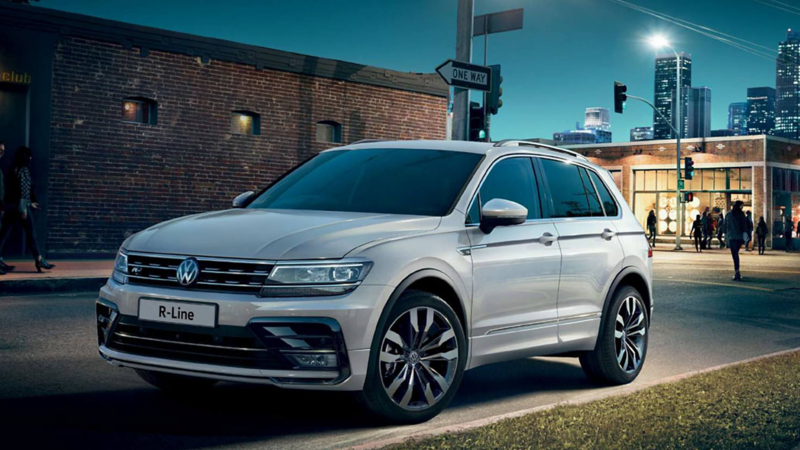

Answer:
[0,3,448,257]
[565,135,800,249]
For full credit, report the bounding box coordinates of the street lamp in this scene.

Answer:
[649,35,684,251]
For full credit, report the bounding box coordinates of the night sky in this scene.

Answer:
[39,0,796,142]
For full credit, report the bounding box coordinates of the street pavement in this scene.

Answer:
[1,249,799,449]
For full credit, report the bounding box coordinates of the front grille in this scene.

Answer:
[126,253,273,294]
[107,316,287,370]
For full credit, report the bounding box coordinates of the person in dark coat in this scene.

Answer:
[646,210,657,248]
[717,212,725,249]
[756,216,768,255]
[691,214,703,253]
[726,200,748,281]
[745,210,754,252]
[786,213,794,253]
[0,146,55,273]
[0,141,14,275]
[700,211,709,250]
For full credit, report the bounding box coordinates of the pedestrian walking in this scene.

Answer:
[726,200,748,281]
[646,210,657,248]
[700,211,709,250]
[745,210,754,252]
[691,214,703,253]
[786,213,794,252]
[756,216,768,255]
[717,212,725,249]
[706,213,715,249]
[0,146,55,273]
[0,141,15,276]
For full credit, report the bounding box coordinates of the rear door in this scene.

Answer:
[536,157,625,345]
[466,156,562,367]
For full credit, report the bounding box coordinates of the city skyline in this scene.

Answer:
[36,0,795,142]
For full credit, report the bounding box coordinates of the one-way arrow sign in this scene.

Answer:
[436,59,492,92]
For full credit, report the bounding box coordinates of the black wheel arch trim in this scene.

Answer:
[594,266,651,351]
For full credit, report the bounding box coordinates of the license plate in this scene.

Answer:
[138,299,217,328]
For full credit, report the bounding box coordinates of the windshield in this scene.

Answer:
[247,148,482,216]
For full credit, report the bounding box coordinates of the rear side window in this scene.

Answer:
[467,157,542,223]
[579,167,605,217]
[588,170,620,216]
[539,158,595,218]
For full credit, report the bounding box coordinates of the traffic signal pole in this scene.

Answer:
[626,93,683,250]
[452,0,474,141]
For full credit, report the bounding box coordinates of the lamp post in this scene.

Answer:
[649,35,684,250]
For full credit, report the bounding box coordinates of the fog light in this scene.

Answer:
[285,352,338,368]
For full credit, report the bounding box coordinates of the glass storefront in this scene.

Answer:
[772,167,800,250]
[633,167,753,237]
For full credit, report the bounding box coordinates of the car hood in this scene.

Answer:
[125,209,441,260]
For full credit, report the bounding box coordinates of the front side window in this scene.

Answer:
[540,158,594,218]
[467,157,542,223]
[247,148,482,216]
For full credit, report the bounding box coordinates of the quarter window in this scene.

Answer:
[467,157,542,223]
[579,168,605,217]
[588,170,619,216]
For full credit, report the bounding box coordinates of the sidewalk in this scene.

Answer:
[0,259,113,296]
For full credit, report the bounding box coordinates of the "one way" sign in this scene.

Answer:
[435,59,492,92]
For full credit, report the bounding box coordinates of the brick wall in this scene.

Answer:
[47,37,447,255]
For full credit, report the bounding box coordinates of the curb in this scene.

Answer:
[347,347,800,450]
[0,277,107,297]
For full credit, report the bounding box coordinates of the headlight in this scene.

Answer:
[260,261,372,297]
[111,250,128,284]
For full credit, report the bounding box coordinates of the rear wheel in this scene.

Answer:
[580,286,648,385]
[357,290,466,424]
[135,369,218,394]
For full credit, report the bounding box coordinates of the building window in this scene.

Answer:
[122,97,157,125]
[316,121,342,143]
[231,111,261,135]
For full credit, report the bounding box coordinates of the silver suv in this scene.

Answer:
[97,140,653,423]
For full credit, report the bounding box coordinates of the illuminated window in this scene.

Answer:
[231,111,260,135]
[316,121,342,143]
[122,97,157,125]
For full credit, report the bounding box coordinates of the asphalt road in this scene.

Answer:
[2,250,800,450]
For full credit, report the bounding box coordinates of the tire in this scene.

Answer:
[357,290,467,424]
[579,285,649,385]
[135,369,218,394]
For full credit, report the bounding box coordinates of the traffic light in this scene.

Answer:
[614,81,627,114]
[684,192,694,203]
[487,65,503,115]
[469,101,487,142]
[684,157,695,180]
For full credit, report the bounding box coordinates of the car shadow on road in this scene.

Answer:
[1,358,593,449]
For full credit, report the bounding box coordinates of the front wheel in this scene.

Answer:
[580,286,649,385]
[357,290,466,424]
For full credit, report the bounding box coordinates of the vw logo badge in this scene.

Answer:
[176,258,199,287]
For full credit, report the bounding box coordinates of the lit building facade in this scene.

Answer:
[686,87,711,138]
[630,126,654,141]
[564,135,800,249]
[728,102,748,136]
[553,129,611,145]
[776,29,800,140]
[747,87,776,135]
[584,107,610,132]
[653,53,692,139]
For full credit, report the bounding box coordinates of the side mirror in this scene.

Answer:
[480,198,527,234]
[232,191,256,208]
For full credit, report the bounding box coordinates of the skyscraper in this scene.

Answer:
[686,87,711,138]
[630,126,653,141]
[653,52,692,139]
[776,29,800,139]
[747,87,776,135]
[584,107,610,132]
[728,102,748,136]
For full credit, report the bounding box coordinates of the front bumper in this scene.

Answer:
[97,280,391,391]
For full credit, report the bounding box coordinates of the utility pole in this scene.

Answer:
[452,0,474,141]
[674,54,683,251]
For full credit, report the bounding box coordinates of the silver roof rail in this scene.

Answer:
[349,139,388,145]
[493,139,588,161]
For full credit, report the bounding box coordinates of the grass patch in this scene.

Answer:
[393,351,800,450]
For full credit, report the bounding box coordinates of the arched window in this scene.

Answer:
[316,120,342,144]
[231,111,261,135]
[122,97,158,125]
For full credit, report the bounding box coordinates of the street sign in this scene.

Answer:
[473,9,524,37]
[436,60,492,92]
[678,179,685,190]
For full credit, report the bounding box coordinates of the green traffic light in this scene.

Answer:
[479,130,486,139]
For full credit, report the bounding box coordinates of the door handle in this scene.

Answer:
[601,229,617,240]
[539,232,558,246]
